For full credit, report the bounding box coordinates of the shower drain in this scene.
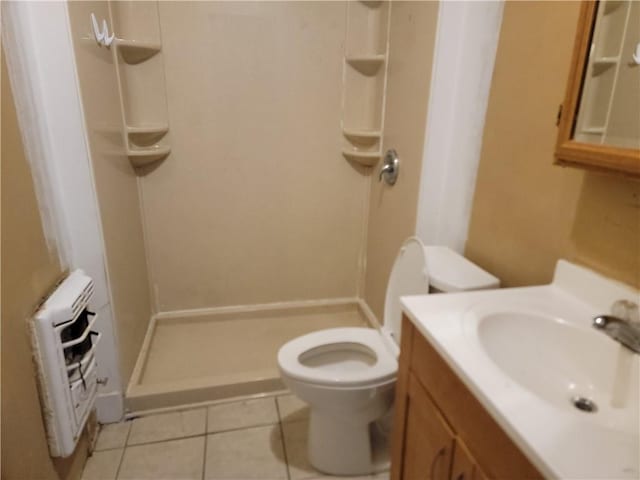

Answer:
[571,396,597,413]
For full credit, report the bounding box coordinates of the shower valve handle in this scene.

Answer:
[379,149,400,185]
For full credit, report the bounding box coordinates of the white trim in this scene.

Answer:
[2,4,70,263]
[416,1,504,253]
[2,2,124,421]
[95,391,125,424]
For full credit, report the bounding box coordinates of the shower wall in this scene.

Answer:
[364,1,439,320]
[140,2,369,312]
[67,1,153,386]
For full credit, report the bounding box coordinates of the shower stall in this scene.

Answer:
[63,0,439,414]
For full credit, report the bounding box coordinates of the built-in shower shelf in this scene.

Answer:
[360,1,383,8]
[127,145,171,167]
[342,149,380,166]
[116,39,162,63]
[127,124,170,146]
[342,128,381,146]
[346,55,386,75]
[127,124,169,135]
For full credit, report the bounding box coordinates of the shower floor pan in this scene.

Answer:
[126,299,374,412]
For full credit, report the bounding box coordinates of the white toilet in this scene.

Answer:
[277,237,499,476]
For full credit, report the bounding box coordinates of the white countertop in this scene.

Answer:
[400,261,639,479]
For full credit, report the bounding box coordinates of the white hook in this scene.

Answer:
[90,13,114,47]
[90,13,104,44]
[632,42,640,65]
[102,19,115,47]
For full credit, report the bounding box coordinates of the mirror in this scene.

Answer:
[555,0,640,177]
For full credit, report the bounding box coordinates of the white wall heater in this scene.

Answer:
[31,269,101,457]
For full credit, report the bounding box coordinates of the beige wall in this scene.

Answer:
[67,1,153,386]
[465,1,640,290]
[1,51,88,480]
[140,2,368,312]
[364,1,439,320]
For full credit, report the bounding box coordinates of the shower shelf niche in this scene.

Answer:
[127,145,171,168]
[116,39,162,64]
[342,128,381,146]
[341,0,390,168]
[346,55,386,75]
[127,124,170,146]
[341,149,381,166]
[111,1,171,170]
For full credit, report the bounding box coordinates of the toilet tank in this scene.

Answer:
[424,245,499,293]
[382,239,499,349]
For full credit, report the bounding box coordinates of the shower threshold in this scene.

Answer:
[126,299,375,413]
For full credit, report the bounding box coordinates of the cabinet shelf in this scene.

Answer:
[592,56,619,65]
[116,39,161,64]
[342,149,380,166]
[580,126,605,134]
[127,145,170,167]
[346,55,386,75]
[342,128,381,146]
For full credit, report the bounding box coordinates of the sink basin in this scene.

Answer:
[401,260,640,478]
[474,310,638,432]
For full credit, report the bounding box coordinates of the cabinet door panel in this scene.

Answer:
[402,373,455,480]
[451,440,489,480]
[409,322,542,478]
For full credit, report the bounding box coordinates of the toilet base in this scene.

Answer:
[307,410,374,476]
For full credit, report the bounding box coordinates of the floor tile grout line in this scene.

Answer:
[123,432,207,449]
[110,418,287,451]
[209,419,282,436]
[98,396,303,480]
[274,397,292,480]
[113,420,133,480]
[201,407,209,480]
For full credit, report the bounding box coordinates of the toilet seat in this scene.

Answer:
[278,327,397,388]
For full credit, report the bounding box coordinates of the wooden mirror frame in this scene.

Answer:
[554,1,640,177]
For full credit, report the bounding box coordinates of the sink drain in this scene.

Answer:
[571,396,597,413]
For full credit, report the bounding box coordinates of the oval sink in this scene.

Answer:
[476,311,638,430]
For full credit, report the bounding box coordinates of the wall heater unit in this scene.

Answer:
[31,269,101,457]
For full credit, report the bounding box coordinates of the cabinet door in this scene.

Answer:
[451,440,489,480]
[401,374,455,480]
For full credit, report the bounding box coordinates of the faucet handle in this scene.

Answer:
[611,299,640,325]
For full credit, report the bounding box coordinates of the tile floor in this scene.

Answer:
[82,394,389,480]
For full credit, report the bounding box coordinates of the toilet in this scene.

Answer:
[277,237,499,476]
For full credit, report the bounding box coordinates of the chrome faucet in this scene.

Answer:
[593,300,640,354]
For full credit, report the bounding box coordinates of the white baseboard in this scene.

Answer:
[96,390,124,424]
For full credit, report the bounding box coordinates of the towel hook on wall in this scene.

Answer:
[90,13,114,47]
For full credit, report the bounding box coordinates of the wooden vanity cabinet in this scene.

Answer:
[390,316,543,480]
[402,374,455,480]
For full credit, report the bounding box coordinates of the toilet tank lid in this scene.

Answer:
[424,246,499,292]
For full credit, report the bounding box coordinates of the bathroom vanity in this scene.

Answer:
[390,261,639,479]
[390,316,541,479]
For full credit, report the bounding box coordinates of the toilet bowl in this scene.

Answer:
[277,237,499,476]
